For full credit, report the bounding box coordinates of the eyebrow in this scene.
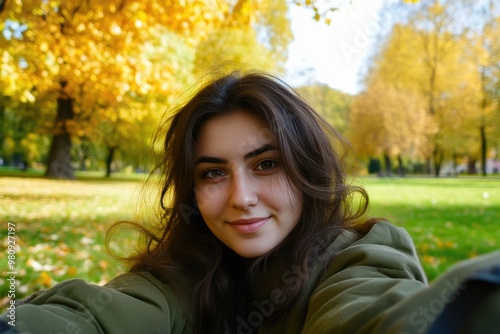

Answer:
[195,144,276,165]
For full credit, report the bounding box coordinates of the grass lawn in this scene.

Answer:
[358,176,499,281]
[1,173,499,310]
[0,173,150,310]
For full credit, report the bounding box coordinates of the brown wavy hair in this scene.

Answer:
[109,71,377,333]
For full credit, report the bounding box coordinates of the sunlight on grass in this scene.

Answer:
[1,175,499,311]
[359,177,500,281]
[0,176,153,309]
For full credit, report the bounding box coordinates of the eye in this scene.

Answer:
[255,159,277,171]
[201,169,226,179]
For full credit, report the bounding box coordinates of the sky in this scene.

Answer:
[284,0,387,94]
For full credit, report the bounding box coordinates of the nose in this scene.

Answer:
[229,172,258,210]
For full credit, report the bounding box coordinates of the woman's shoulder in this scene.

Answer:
[354,221,417,251]
[297,222,427,333]
[327,221,421,266]
[257,222,427,334]
[311,220,428,300]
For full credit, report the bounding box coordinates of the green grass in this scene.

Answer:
[358,177,499,281]
[0,166,148,181]
[0,174,149,310]
[0,174,499,311]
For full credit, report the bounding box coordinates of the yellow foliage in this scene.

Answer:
[37,272,53,288]
[0,0,294,161]
[0,0,275,109]
[421,255,440,267]
[67,267,78,276]
[355,0,500,164]
[1,137,16,158]
[193,28,277,76]
[350,79,433,160]
[99,260,109,271]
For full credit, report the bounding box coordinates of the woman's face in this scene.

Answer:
[193,110,303,258]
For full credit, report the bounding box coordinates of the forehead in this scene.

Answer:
[195,111,275,156]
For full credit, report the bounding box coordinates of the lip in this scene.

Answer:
[228,217,270,234]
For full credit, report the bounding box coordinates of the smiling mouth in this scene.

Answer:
[228,217,270,234]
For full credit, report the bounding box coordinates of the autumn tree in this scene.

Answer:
[460,0,500,175]
[93,27,196,176]
[392,0,500,175]
[398,0,471,175]
[0,36,39,161]
[0,0,283,179]
[296,84,352,134]
[0,47,53,166]
[356,0,500,176]
[192,0,292,82]
[349,78,433,176]
[349,23,436,175]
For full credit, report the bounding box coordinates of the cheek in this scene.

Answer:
[291,192,303,221]
[195,183,226,216]
[283,191,303,222]
[263,188,303,243]
[267,177,303,217]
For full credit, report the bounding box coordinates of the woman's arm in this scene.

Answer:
[1,272,192,334]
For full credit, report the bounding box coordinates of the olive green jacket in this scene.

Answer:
[3,222,499,333]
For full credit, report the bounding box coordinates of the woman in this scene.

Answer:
[2,72,499,334]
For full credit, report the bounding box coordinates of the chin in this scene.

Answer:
[231,244,275,259]
[234,250,267,259]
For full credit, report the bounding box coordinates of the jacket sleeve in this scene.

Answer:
[301,221,427,334]
[301,221,500,334]
[1,272,192,334]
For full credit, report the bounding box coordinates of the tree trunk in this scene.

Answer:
[397,155,405,176]
[433,146,444,177]
[383,152,392,177]
[424,157,432,175]
[368,157,381,175]
[467,158,476,174]
[45,92,75,179]
[105,146,116,178]
[452,153,458,176]
[480,125,487,176]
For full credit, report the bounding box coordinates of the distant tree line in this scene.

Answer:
[2,0,497,178]
[349,0,500,177]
